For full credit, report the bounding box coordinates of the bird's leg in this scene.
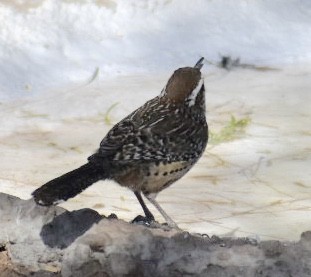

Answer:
[144,193,180,230]
[133,191,155,223]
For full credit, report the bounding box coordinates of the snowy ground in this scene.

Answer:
[0,0,311,241]
[1,64,311,241]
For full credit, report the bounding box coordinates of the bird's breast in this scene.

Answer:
[113,160,194,194]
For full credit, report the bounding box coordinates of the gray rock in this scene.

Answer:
[1,192,311,277]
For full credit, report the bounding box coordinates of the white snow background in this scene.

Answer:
[0,0,311,240]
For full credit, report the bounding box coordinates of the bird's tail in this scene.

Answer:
[32,163,107,206]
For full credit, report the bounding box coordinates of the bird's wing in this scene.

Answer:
[89,97,207,163]
[88,117,137,161]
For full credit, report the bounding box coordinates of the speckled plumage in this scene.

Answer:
[32,58,208,228]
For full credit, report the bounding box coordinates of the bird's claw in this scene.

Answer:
[131,215,182,232]
[131,215,154,226]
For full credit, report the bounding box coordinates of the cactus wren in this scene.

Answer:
[32,58,208,228]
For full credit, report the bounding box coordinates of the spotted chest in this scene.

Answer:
[113,160,194,194]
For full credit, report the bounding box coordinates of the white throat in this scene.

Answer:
[187,78,204,107]
[160,85,167,97]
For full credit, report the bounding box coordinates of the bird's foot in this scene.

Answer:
[131,215,155,227]
[161,222,182,232]
[131,215,182,232]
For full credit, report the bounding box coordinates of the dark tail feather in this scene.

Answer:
[32,163,107,206]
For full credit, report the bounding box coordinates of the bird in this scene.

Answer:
[32,58,208,229]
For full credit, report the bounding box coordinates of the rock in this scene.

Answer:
[1,192,311,276]
[41,209,103,249]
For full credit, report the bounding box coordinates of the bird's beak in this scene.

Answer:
[194,57,204,70]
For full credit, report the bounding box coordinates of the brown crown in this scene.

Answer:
[164,67,202,103]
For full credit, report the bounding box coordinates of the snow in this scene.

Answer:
[0,0,311,240]
[0,0,311,98]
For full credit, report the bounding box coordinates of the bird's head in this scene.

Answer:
[161,58,205,108]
